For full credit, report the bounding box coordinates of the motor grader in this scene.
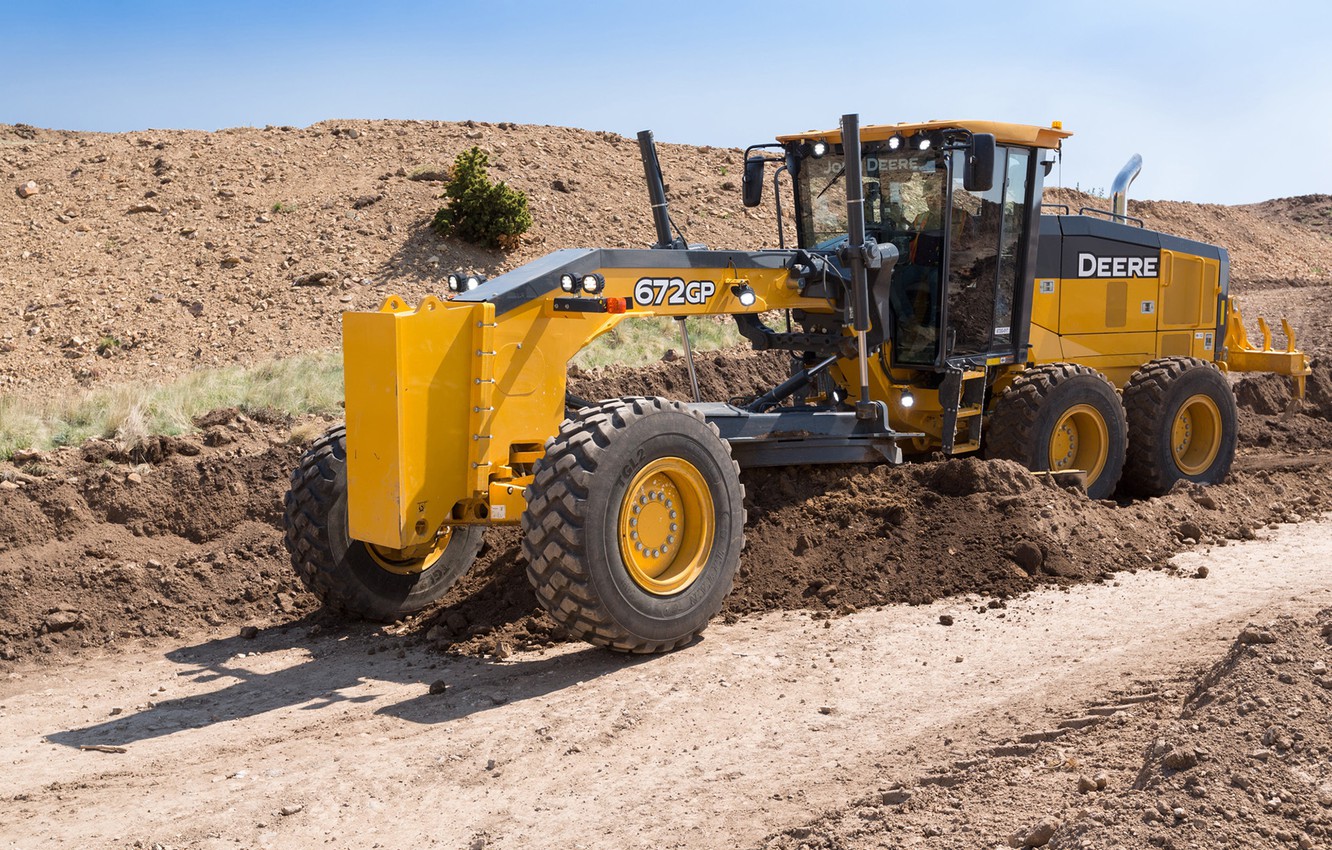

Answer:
[283,114,1309,653]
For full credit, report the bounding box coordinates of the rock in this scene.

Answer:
[818,706,833,715]
[126,203,160,214]
[109,706,123,716]
[279,804,303,816]
[352,194,381,209]
[1194,565,1210,579]
[1178,520,1204,541]
[1012,541,1044,572]
[661,348,679,362]
[1238,626,1277,645]
[45,611,81,632]
[1011,817,1059,848]
[939,614,954,626]
[0,480,19,491]
[17,180,39,198]
[429,679,448,695]
[1262,725,1293,751]
[239,625,259,640]
[1163,747,1198,770]
[1093,772,1108,790]
[881,787,913,805]
[425,625,449,642]
[1077,774,1098,793]
[445,611,469,634]
[293,270,337,286]
[126,472,143,485]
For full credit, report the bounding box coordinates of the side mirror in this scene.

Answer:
[742,156,765,207]
[963,133,996,192]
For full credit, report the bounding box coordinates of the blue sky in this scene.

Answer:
[5,0,1329,204]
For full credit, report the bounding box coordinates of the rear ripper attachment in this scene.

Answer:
[284,113,1309,654]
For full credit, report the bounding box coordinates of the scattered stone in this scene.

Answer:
[1077,774,1098,793]
[818,706,833,715]
[1178,520,1204,541]
[880,787,913,805]
[239,625,259,640]
[938,614,954,626]
[352,194,381,209]
[0,480,19,492]
[17,181,39,198]
[1194,565,1210,579]
[1010,817,1059,848]
[279,804,303,816]
[1011,540,1044,572]
[126,203,160,214]
[445,612,469,634]
[109,706,123,716]
[293,270,337,286]
[1238,626,1277,645]
[45,611,81,632]
[429,680,448,695]
[1163,747,1199,770]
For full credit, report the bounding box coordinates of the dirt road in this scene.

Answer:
[2,516,1328,850]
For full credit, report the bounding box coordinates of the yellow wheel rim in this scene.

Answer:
[366,527,454,576]
[618,457,714,596]
[1171,393,1222,475]
[1047,403,1109,482]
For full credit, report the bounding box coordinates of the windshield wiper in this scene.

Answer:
[815,165,846,200]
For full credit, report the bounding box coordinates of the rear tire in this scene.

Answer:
[283,426,484,621]
[1120,357,1237,497]
[521,397,745,653]
[985,363,1127,500]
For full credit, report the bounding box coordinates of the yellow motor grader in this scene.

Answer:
[284,114,1308,652]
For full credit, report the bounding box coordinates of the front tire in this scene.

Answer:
[1120,357,1237,497]
[522,397,745,653]
[283,426,484,621]
[985,364,1127,500]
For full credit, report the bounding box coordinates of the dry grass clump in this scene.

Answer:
[573,315,747,370]
[0,352,343,459]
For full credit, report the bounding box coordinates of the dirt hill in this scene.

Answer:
[4,120,1332,393]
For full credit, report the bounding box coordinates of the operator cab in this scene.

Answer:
[774,120,1070,372]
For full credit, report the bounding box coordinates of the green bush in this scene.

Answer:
[431,147,532,250]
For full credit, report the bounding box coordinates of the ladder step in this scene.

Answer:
[955,404,984,419]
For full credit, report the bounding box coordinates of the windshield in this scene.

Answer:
[796,149,946,249]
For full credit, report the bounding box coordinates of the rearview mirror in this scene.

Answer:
[963,134,996,192]
[742,156,765,207]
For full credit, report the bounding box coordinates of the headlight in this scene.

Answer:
[915,135,932,152]
[465,275,482,291]
[580,273,605,294]
[887,133,905,152]
[559,273,577,293]
[447,273,460,292]
[810,140,828,158]
[731,283,757,307]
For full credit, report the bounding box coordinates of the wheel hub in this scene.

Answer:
[366,527,454,576]
[1048,403,1109,482]
[619,457,714,596]
[1171,393,1222,475]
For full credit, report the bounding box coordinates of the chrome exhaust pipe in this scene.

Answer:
[1110,154,1142,222]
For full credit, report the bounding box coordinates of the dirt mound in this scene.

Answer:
[5,345,1332,667]
[0,120,777,394]
[1049,610,1332,849]
[748,608,1332,850]
[1233,358,1332,453]
[4,120,1331,396]
[0,413,319,665]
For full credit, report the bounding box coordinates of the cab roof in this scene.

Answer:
[776,120,1072,150]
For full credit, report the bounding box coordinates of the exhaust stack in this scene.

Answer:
[1110,154,1143,222]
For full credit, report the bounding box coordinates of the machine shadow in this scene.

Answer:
[376,216,508,288]
[43,614,651,749]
